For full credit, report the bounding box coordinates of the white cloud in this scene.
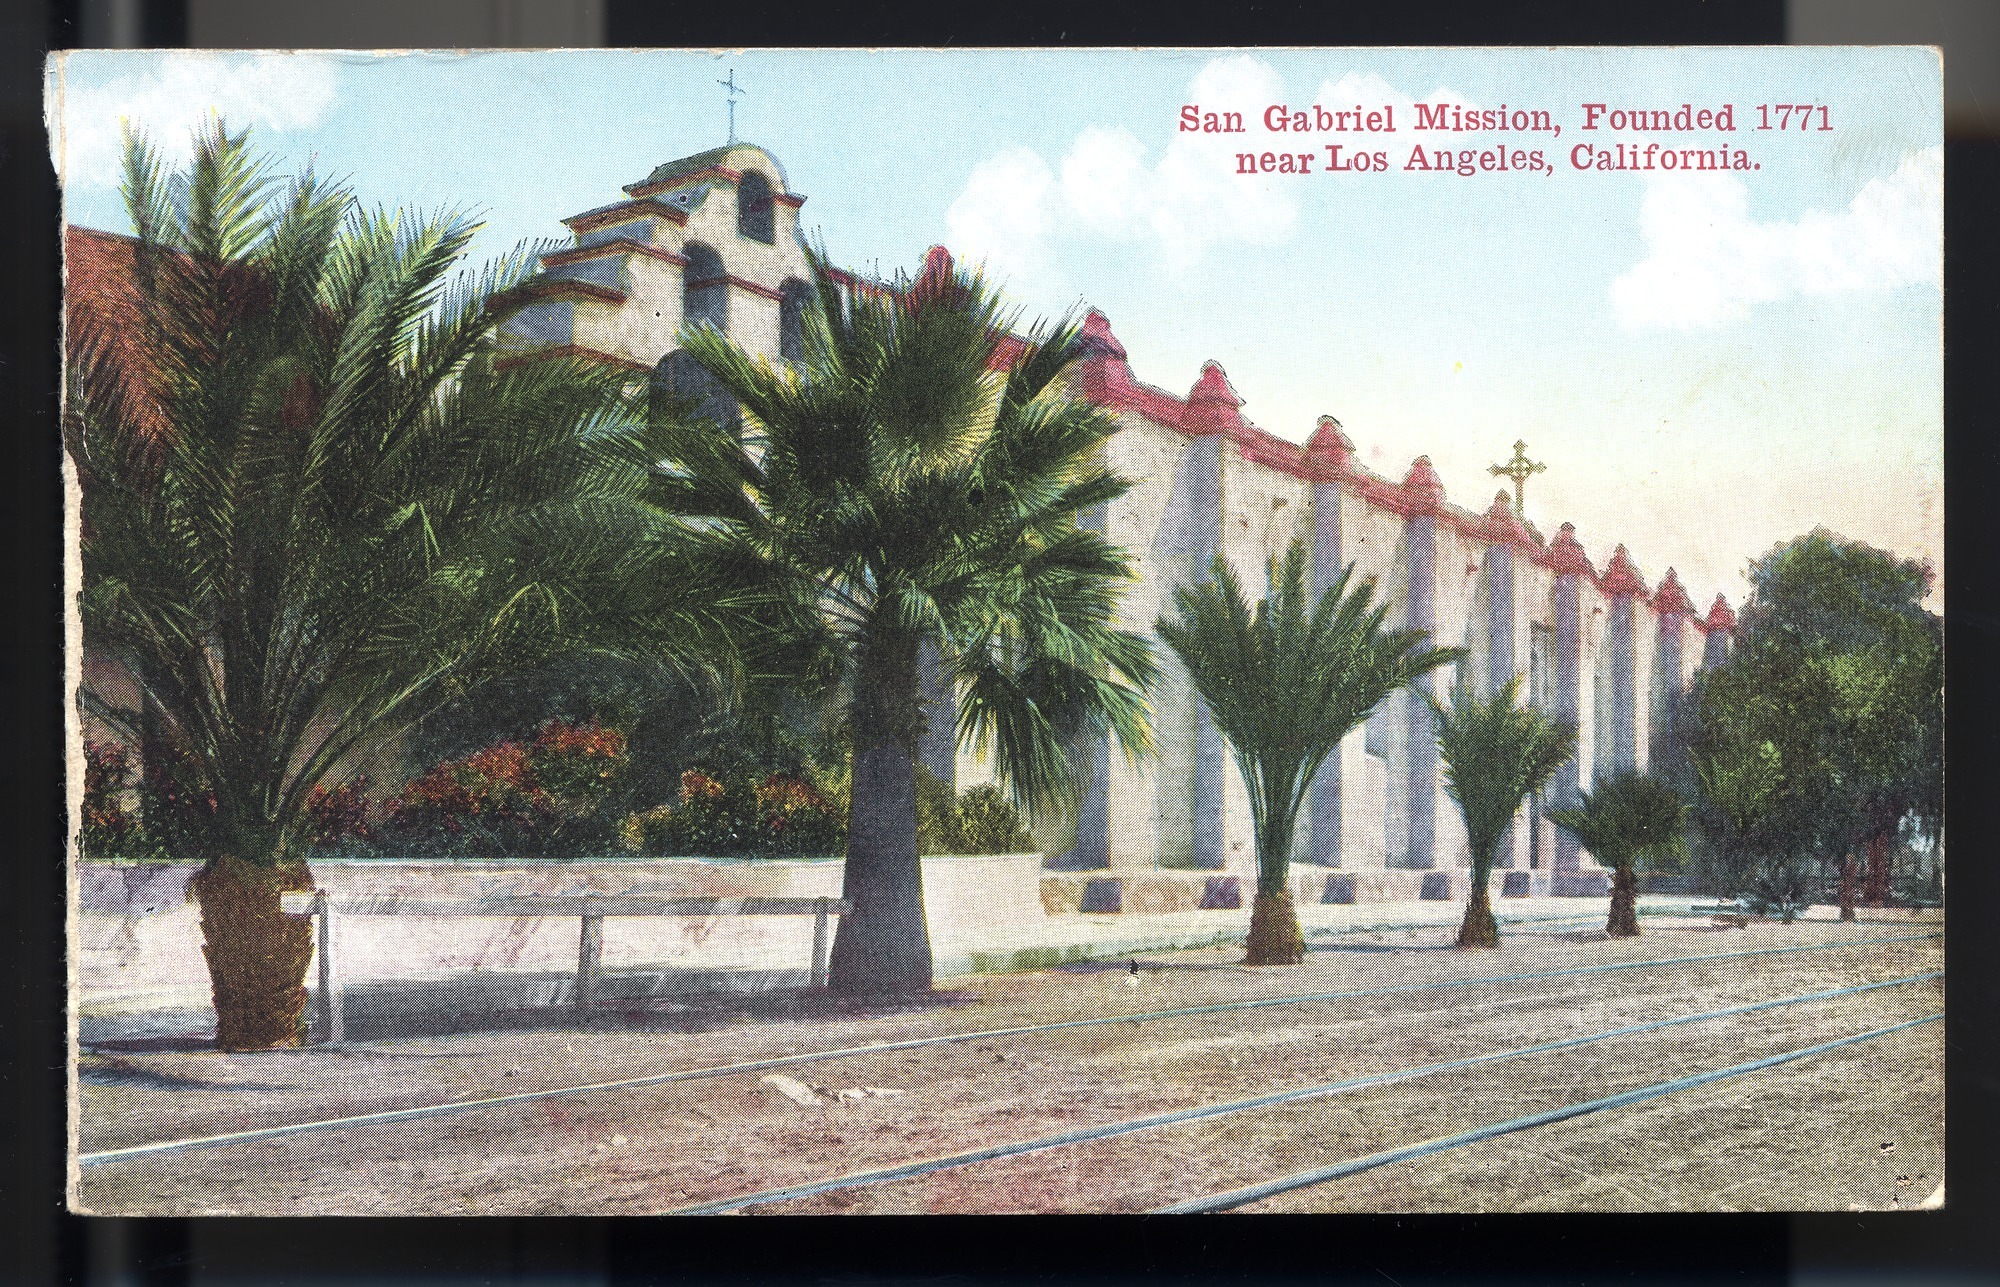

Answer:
[946,55,1299,291]
[49,53,340,189]
[1610,145,1942,329]
[945,145,1058,292]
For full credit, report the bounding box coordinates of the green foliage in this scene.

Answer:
[70,120,743,867]
[1158,540,1461,893]
[618,766,846,858]
[380,720,630,857]
[1429,678,1578,881]
[614,762,1027,859]
[79,740,168,862]
[950,784,1037,854]
[1548,769,1688,874]
[1688,530,1941,902]
[654,244,1157,816]
[915,772,1036,854]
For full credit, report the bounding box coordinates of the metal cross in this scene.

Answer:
[1488,439,1546,516]
[718,69,744,144]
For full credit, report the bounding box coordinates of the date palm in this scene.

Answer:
[68,122,743,1048]
[1156,541,1459,964]
[1430,679,1577,948]
[659,248,1156,994]
[1551,770,1688,937]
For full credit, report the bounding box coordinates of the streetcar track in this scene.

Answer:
[1156,1011,1944,1213]
[78,929,1940,1169]
[664,971,1940,1214]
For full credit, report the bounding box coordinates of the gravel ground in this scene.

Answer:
[73,916,1942,1215]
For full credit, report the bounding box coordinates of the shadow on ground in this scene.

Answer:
[77,1055,294,1091]
[339,982,984,1042]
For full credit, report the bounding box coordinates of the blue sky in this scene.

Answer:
[46,47,1942,610]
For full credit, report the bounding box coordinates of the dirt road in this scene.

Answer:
[74,915,1943,1215]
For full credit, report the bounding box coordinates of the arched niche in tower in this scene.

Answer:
[651,349,739,434]
[682,242,728,335]
[779,277,811,364]
[737,171,776,244]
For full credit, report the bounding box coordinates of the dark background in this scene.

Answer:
[5,2,1995,1283]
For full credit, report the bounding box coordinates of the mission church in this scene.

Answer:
[491,140,1740,910]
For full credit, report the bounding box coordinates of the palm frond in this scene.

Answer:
[1429,677,1578,874]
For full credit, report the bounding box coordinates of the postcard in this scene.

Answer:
[51,46,1943,1215]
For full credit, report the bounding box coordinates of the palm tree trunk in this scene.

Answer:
[190,852,317,1050]
[1863,828,1892,907]
[1457,854,1498,948]
[828,629,934,995]
[1838,852,1859,923]
[1606,864,1641,937]
[1245,889,1306,965]
[1244,800,1304,965]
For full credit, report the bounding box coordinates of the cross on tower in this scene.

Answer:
[717,69,744,145]
[1488,439,1546,517]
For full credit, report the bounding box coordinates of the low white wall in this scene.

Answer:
[77,853,1047,1008]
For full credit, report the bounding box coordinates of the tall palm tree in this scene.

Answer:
[68,122,743,1049]
[1430,679,1577,949]
[1551,770,1688,937]
[659,249,1156,994]
[1156,541,1460,965]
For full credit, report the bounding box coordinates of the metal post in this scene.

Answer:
[810,897,831,989]
[576,912,604,1015]
[315,891,344,1045]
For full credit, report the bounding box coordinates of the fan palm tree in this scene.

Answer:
[1552,770,1689,937]
[68,122,746,1049]
[1430,679,1577,948]
[658,248,1156,994]
[1156,541,1460,964]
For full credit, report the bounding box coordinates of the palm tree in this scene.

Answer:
[1550,770,1688,937]
[1430,679,1577,948]
[68,122,743,1049]
[658,249,1156,994]
[1156,541,1460,965]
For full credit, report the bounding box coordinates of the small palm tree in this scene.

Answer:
[1430,679,1577,948]
[1551,770,1689,937]
[1156,541,1460,964]
[69,122,740,1048]
[660,248,1157,994]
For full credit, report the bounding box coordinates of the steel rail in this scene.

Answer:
[1156,1011,1943,1212]
[666,971,1940,1214]
[79,930,1940,1169]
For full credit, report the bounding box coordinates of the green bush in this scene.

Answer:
[619,766,843,857]
[917,769,1035,855]
[80,740,167,862]
[950,784,1035,854]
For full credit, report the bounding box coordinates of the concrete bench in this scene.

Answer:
[280,891,851,1044]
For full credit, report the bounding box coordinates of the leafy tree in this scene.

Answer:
[1157,541,1460,964]
[1549,770,1687,937]
[1429,679,1577,949]
[657,248,1156,993]
[1692,532,1942,920]
[68,122,742,1048]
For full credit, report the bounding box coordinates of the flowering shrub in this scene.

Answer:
[139,740,219,858]
[668,768,756,854]
[755,772,844,855]
[303,777,374,853]
[620,766,844,857]
[382,719,629,857]
[615,763,1030,858]
[80,740,156,860]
